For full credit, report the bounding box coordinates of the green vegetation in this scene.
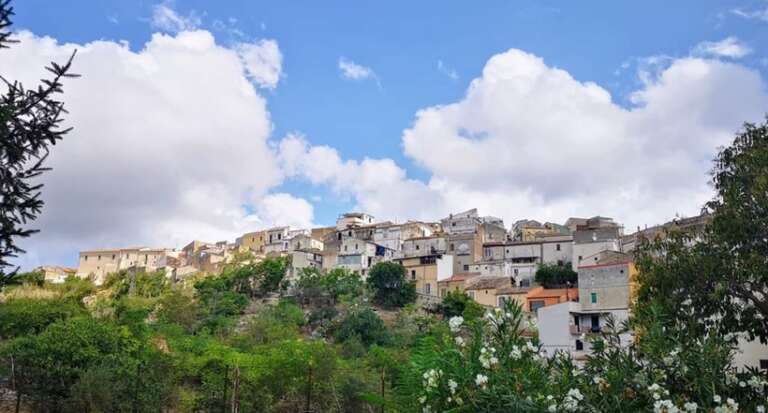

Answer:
[438,290,484,321]
[534,262,577,287]
[367,261,416,308]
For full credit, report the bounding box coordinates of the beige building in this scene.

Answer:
[289,234,324,252]
[77,247,173,284]
[35,266,76,284]
[495,286,534,309]
[394,254,454,296]
[239,230,267,253]
[438,272,480,297]
[464,276,515,307]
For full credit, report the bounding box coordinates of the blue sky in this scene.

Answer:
[6,0,768,267]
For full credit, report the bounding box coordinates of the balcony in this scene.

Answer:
[570,325,601,335]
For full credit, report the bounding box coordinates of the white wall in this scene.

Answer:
[733,337,768,371]
[573,240,620,268]
[538,301,579,357]
[437,255,454,281]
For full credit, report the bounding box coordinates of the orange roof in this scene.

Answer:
[527,287,579,300]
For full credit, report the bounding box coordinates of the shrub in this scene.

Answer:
[335,308,390,347]
[367,262,416,309]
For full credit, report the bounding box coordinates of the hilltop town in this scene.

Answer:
[38,208,763,369]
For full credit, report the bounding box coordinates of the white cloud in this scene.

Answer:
[257,193,315,229]
[692,36,752,59]
[437,60,459,80]
[282,48,768,232]
[2,30,307,268]
[731,6,768,22]
[236,39,282,89]
[338,57,375,80]
[151,2,202,33]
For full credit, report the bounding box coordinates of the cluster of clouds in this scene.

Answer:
[3,2,768,268]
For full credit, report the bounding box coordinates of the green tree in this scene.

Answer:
[367,262,416,309]
[534,262,577,288]
[155,289,199,332]
[335,308,390,347]
[4,317,137,411]
[0,297,84,338]
[0,1,77,286]
[438,290,484,321]
[635,118,768,342]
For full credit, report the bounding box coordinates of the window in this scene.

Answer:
[355,243,359,250]
[440,288,447,298]
[760,359,768,370]
[591,292,597,304]
[411,270,416,280]
[530,300,546,313]
[278,233,282,240]
[578,255,583,261]
[344,245,348,252]
[450,243,455,251]
[556,244,561,251]
[451,222,456,227]
[557,260,563,266]
[575,340,584,351]
[348,231,352,236]
[591,315,600,332]
[468,291,475,299]
[425,283,431,295]
[514,268,519,275]
[111,254,116,259]
[463,264,469,271]
[97,255,101,260]
[415,245,420,250]
[498,296,508,307]
[84,256,88,261]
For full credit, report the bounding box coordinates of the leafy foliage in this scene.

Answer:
[534,262,577,288]
[0,297,84,338]
[0,1,77,285]
[367,261,416,308]
[334,307,390,347]
[438,290,484,321]
[635,118,768,342]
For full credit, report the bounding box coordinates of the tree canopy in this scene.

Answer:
[367,261,416,308]
[0,1,76,286]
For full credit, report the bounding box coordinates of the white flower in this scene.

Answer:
[475,374,488,387]
[713,395,721,404]
[654,399,680,413]
[509,345,522,360]
[546,395,554,401]
[593,376,602,385]
[455,336,465,347]
[448,379,458,394]
[567,388,583,401]
[663,356,674,366]
[418,395,426,404]
[683,402,698,412]
[526,341,538,352]
[756,406,764,413]
[448,316,464,333]
[548,404,557,412]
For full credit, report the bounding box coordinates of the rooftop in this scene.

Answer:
[465,276,513,291]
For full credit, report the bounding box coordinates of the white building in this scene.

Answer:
[336,238,394,277]
[336,212,375,230]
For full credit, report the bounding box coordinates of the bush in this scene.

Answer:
[0,298,85,338]
[534,263,577,288]
[438,291,484,321]
[367,262,416,309]
[335,308,390,347]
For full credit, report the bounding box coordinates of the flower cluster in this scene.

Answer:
[479,346,498,369]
